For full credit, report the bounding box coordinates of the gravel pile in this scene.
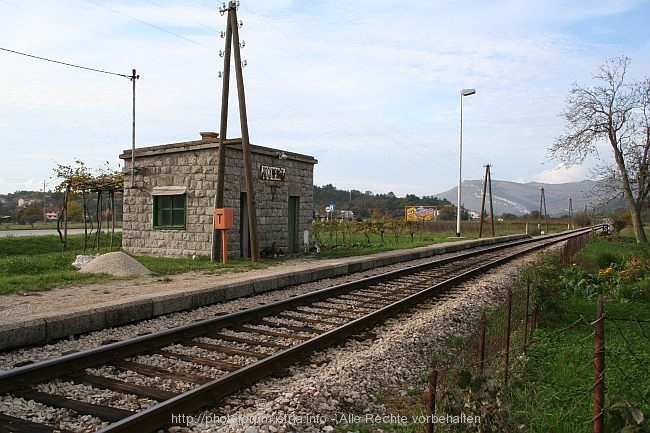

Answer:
[79,252,151,277]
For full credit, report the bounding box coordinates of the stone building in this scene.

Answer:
[119,132,317,258]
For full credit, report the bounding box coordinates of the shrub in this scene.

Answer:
[520,253,564,320]
[596,251,620,269]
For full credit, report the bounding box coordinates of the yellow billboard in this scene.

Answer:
[405,206,438,221]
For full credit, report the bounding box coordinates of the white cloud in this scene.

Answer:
[1,0,648,195]
[533,163,590,184]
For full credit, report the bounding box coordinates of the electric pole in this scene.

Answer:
[538,187,548,234]
[478,164,495,238]
[214,1,259,262]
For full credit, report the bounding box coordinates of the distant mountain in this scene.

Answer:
[435,179,616,216]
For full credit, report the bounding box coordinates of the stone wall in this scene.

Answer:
[120,134,317,258]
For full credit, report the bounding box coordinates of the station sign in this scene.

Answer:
[260,165,286,182]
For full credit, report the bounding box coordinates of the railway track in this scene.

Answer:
[0,229,592,433]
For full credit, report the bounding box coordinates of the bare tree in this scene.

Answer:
[549,56,650,244]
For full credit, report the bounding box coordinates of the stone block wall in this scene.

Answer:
[120,134,317,258]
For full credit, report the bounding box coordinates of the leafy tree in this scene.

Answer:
[438,205,457,221]
[17,202,43,226]
[524,210,542,222]
[66,200,83,222]
[549,56,650,244]
[313,185,452,221]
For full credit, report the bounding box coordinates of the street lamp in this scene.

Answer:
[43,177,54,224]
[457,88,476,237]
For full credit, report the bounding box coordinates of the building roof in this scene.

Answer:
[120,132,317,165]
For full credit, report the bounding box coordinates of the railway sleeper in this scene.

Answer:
[189,339,268,359]
[64,373,175,401]
[0,412,76,433]
[111,360,212,385]
[12,389,134,423]
[154,349,240,372]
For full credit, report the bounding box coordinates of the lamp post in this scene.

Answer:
[456,88,476,237]
[42,177,54,224]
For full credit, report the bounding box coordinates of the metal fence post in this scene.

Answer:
[504,288,512,386]
[593,295,605,433]
[426,360,438,433]
[523,282,530,349]
[478,311,486,375]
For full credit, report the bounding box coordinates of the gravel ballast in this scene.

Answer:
[0,247,549,433]
[166,254,538,433]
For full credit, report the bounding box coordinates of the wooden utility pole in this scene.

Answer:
[213,1,259,262]
[478,164,495,238]
[212,8,232,261]
[538,187,548,234]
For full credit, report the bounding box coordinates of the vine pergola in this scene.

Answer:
[54,160,124,251]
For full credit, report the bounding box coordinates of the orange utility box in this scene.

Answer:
[214,208,234,230]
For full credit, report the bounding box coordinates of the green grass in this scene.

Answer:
[504,233,650,432]
[0,230,286,294]
[0,222,117,230]
[134,254,273,276]
[507,299,650,432]
[0,232,276,294]
[574,233,650,269]
[0,233,123,294]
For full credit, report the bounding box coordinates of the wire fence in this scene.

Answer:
[424,288,650,432]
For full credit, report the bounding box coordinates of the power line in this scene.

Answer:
[87,0,218,52]
[143,0,222,35]
[0,47,131,78]
[0,0,117,42]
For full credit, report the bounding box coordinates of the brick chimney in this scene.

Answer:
[200,132,219,141]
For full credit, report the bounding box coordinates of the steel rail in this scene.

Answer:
[0,234,536,391]
[0,228,595,432]
[97,228,592,432]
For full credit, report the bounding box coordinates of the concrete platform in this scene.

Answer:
[0,235,529,351]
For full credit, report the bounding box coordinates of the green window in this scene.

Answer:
[153,194,186,229]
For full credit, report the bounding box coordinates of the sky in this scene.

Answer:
[1,0,650,197]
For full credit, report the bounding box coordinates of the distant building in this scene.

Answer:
[339,210,355,221]
[44,205,60,221]
[120,132,317,258]
[17,197,34,207]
